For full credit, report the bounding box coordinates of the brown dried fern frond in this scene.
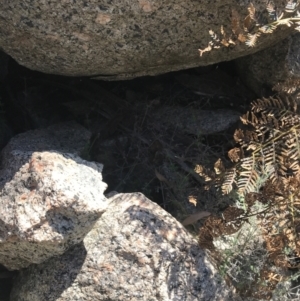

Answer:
[259,23,277,33]
[248,2,256,20]
[196,92,300,300]
[198,207,246,251]
[237,157,261,195]
[231,9,243,36]
[199,2,300,56]
[228,147,242,163]
[273,78,300,94]
[222,94,300,196]
[222,206,245,222]
[221,168,236,194]
[254,175,300,269]
[251,95,297,114]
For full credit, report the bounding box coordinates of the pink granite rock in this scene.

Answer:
[0,123,108,270]
[11,193,242,301]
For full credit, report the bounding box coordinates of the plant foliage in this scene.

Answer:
[222,94,300,195]
[198,93,300,299]
[199,1,300,56]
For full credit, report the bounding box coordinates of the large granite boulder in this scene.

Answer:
[0,122,108,270]
[10,193,242,301]
[0,1,297,80]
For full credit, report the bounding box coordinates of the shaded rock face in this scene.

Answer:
[0,122,90,184]
[10,193,241,301]
[235,33,300,96]
[0,0,293,80]
[0,122,108,270]
[0,50,8,81]
[154,107,240,135]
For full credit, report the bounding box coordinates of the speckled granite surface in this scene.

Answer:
[11,193,242,301]
[0,0,293,79]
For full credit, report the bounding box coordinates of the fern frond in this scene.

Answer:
[280,114,300,127]
[228,147,242,162]
[238,166,260,195]
[276,18,294,26]
[250,95,298,131]
[198,43,213,57]
[280,129,300,170]
[240,156,255,170]
[251,95,296,114]
[248,3,256,20]
[273,78,300,94]
[234,128,259,149]
[240,111,259,125]
[237,155,264,194]
[259,144,277,167]
[231,9,242,35]
[200,2,300,55]
[259,23,277,33]
[285,1,298,13]
[221,94,300,196]
[254,112,279,133]
[245,32,261,47]
[237,33,247,42]
[209,30,220,42]
[222,169,236,194]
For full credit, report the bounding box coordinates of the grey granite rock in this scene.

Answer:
[0,121,91,187]
[235,33,300,96]
[0,122,108,270]
[11,193,241,301]
[154,107,240,135]
[0,1,294,80]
